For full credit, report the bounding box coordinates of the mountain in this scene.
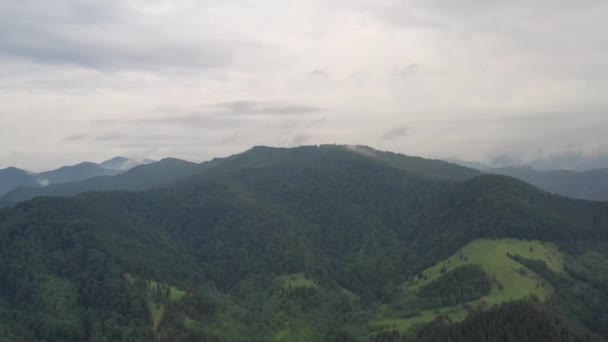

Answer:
[447,152,608,172]
[0,146,479,207]
[0,145,607,341]
[0,157,157,200]
[487,166,608,201]
[101,156,156,171]
[527,152,608,171]
[445,158,494,171]
[0,158,200,206]
[36,162,122,185]
[0,158,141,196]
[345,146,481,180]
[0,167,40,195]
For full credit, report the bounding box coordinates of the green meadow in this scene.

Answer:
[369,238,565,334]
[126,274,186,329]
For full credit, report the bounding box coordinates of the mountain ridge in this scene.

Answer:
[0,146,607,340]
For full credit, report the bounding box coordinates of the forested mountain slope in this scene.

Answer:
[0,167,40,196]
[0,158,200,206]
[410,301,602,342]
[0,161,125,197]
[0,145,478,207]
[0,145,607,341]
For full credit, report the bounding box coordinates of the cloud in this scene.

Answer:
[214,101,323,116]
[1,0,608,170]
[381,126,408,141]
[291,134,311,146]
[0,1,236,71]
[310,69,328,77]
[63,134,86,142]
[95,133,127,141]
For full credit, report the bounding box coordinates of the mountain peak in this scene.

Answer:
[100,157,154,171]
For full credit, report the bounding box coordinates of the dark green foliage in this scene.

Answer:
[511,245,608,338]
[418,265,491,307]
[0,145,607,340]
[412,301,603,342]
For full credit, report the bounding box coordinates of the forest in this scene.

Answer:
[0,145,607,341]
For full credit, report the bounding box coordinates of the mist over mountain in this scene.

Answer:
[449,152,608,172]
[0,167,41,195]
[0,158,198,206]
[101,157,156,171]
[0,157,153,197]
[2,0,608,340]
[526,152,608,171]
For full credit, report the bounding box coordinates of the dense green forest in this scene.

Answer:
[0,145,607,341]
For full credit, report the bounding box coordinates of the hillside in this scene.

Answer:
[0,146,607,341]
[410,301,603,342]
[0,145,478,207]
[488,166,608,201]
[0,167,40,195]
[366,239,565,333]
[36,162,122,185]
[0,160,132,197]
[0,158,200,206]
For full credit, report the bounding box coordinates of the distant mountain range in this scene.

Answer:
[0,157,154,196]
[0,158,199,206]
[447,155,608,201]
[486,166,608,201]
[0,146,480,207]
[449,152,608,171]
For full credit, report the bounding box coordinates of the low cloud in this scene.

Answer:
[95,133,126,141]
[1,0,608,170]
[0,1,234,71]
[214,101,323,116]
[63,134,86,142]
[291,134,311,146]
[381,126,408,141]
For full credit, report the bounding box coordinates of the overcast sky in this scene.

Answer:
[1,0,607,170]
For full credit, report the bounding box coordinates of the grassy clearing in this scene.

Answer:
[369,239,564,334]
[369,305,472,335]
[125,274,186,329]
[276,273,318,289]
[406,238,563,303]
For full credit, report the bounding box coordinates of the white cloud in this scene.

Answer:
[0,0,607,170]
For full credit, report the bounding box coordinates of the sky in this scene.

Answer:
[1,0,608,171]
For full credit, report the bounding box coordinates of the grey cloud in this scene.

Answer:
[310,69,328,76]
[396,63,420,78]
[381,126,408,141]
[99,101,324,129]
[214,101,323,116]
[417,111,608,164]
[96,113,239,129]
[2,0,608,171]
[63,134,86,142]
[95,133,126,141]
[291,134,311,146]
[0,1,233,71]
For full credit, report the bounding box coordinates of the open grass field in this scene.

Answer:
[369,238,565,334]
[125,274,186,329]
[276,272,318,289]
